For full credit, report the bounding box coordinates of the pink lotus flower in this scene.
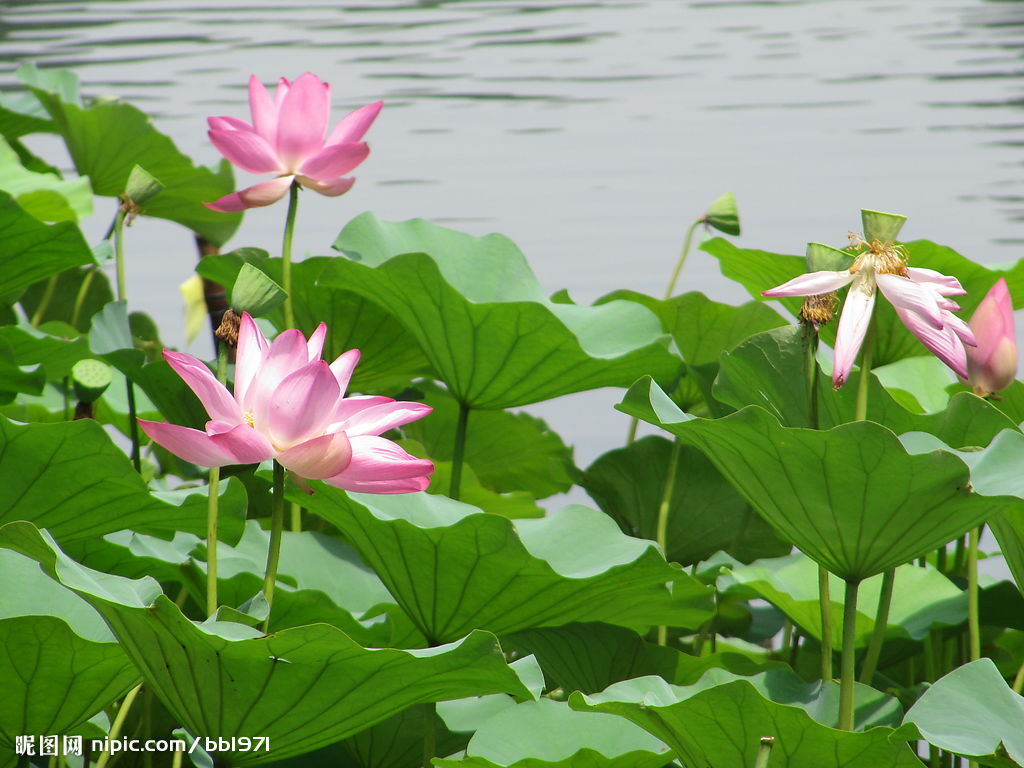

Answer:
[966,278,1018,396]
[762,244,976,387]
[139,314,432,493]
[204,73,382,212]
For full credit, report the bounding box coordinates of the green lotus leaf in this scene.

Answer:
[569,672,919,768]
[0,137,92,222]
[196,253,433,393]
[896,659,1024,767]
[0,415,246,544]
[18,265,114,333]
[581,435,789,566]
[435,699,672,768]
[0,548,139,757]
[0,190,93,301]
[323,213,678,409]
[404,382,574,499]
[62,529,198,584]
[0,319,91,381]
[722,554,966,659]
[31,88,240,246]
[619,379,1007,581]
[704,237,1024,369]
[298,485,713,645]
[0,522,531,766]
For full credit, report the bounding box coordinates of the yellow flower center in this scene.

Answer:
[243,410,255,429]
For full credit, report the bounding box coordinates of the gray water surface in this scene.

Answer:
[3,0,1023,473]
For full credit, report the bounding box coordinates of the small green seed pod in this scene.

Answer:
[71,358,112,404]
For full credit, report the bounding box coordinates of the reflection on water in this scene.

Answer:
[1,0,1024,467]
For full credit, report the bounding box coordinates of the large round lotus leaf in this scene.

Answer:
[0,522,530,766]
[435,698,672,768]
[569,672,919,768]
[0,549,139,757]
[322,213,678,409]
[619,379,1008,581]
[298,485,713,646]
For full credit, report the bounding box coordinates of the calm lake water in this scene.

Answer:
[2,0,1023,481]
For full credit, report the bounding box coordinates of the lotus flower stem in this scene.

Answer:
[70,267,96,331]
[754,736,775,768]
[967,526,980,661]
[423,702,437,768]
[838,578,860,730]
[853,314,875,422]
[818,564,834,681]
[655,438,682,646]
[113,209,142,472]
[282,179,300,330]
[30,274,59,327]
[261,460,286,633]
[95,683,143,768]
[205,341,229,618]
[663,217,702,300]
[1013,656,1024,693]
[450,402,471,500]
[858,568,895,684]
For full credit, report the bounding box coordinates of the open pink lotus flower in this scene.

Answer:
[204,73,382,212]
[139,314,433,493]
[763,246,976,387]
[966,277,1018,396]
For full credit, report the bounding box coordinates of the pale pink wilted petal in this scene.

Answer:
[896,307,970,379]
[306,322,327,361]
[278,431,352,480]
[208,129,282,174]
[327,101,383,146]
[876,273,944,329]
[967,278,1018,394]
[234,312,270,406]
[266,362,341,448]
[341,401,433,437]
[324,435,434,483]
[330,349,360,395]
[209,423,276,464]
[275,72,330,169]
[163,350,243,424]
[943,312,977,347]
[138,420,237,467]
[833,278,876,387]
[762,270,854,298]
[906,267,966,296]
[296,175,356,197]
[248,74,279,145]
[298,142,369,182]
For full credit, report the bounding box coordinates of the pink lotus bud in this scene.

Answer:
[966,278,1018,396]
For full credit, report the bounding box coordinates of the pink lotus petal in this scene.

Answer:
[162,350,243,424]
[876,273,944,329]
[244,328,314,421]
[274,77,291,107]
[248,74,279,145]
[306,322,327,362]
[327,101,383,146]
[275,72,329,170]
[329,349,360,395]
[138,420,236,467]
[325,435,434,483]
[833,276,876,387]
[327,395,394,430]
[278,431,352,480]
[204,176,294,212]
[943,312,977,347]
[340,401,433,437]
[208,116,254,132]
[907,267,966,296]
[762,270,854,298]
[208,128,282,174]
[235,312,270,406]
[266,361,341,448]
[328,476,431,494]
[209,423,276,464]
[296,175,356,197]
[298,142,369,182]
[967,278,1018,393]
